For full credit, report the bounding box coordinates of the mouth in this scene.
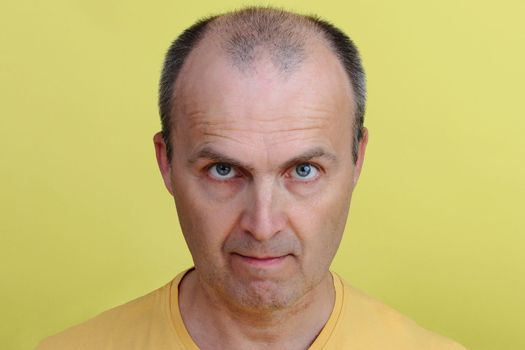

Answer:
[232,253,290,267]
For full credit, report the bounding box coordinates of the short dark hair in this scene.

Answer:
[158,7,366,163]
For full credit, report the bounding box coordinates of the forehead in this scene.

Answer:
[171,38,355,156]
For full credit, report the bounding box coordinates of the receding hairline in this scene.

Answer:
[206,8,325,71]
[171,9,355,116]
[159,6,367,163]
[175,10,334,75]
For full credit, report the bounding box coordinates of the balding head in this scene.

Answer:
[211,8,313,73]
[159,7,366,162]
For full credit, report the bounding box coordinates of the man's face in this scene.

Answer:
[155,40,367,311]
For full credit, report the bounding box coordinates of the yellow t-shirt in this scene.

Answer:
[36,270,466,349]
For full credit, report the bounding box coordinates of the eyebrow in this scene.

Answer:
[188,146,337,172]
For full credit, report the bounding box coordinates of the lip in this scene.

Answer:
[232,253,289,267]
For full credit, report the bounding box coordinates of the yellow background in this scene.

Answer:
[1,1,524,349]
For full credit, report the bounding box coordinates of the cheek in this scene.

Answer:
[172,173,243,262]
[291,178,352,263]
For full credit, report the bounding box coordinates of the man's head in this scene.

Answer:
[154,7,368,312]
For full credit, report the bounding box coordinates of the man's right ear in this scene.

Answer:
[153,132,174,196]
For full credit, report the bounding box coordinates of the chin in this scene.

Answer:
[228,278,306,312]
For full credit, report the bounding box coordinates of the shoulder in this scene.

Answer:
[35,280,174,350]
[330,273,467,349]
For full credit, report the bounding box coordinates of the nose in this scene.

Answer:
[239,177,286,241]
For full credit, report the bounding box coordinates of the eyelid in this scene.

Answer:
[203,160,323,182]
[287,162,322,182]
[205,162,245,182]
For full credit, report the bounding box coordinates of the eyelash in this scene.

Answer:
[204,162,322,183]
[205,163,243,183]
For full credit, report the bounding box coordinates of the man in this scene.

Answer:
[37,7,466,350]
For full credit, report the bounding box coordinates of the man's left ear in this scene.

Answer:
[353,127,368,187]
[153,131,174,196]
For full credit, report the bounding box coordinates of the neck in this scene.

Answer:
[176,269,335,350]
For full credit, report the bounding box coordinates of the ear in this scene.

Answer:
[352,127,369,187]
[153,131,174,196]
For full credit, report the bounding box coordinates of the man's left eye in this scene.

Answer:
[291,163,319,180]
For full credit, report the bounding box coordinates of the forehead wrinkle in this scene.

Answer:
[188,145,256,173]
[188,144,338,174]
[183,111,335,134]
[175,62,348,120]
[280,147,338,171]
[200,132,247,145]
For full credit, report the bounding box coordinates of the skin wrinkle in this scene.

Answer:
[154,18,368,348]
[188,141,339,186]
[182,111,343,174]
[171,32,353,143]
[183,113,341,152]
[188,146,337,176]
[181,103,338,126]
[196,131,335,153]
[158,8,367,168]
[195,122,328,132]
[186,113,331,125]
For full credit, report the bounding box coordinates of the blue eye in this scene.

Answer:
[208,163,237,180]
[292,163,318,180]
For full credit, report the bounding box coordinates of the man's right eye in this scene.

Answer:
[208,163,237,180]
